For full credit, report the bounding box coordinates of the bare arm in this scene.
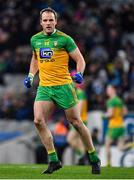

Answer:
[69,48,85,74]
[104,108,113,119]
[29,52,38,76]
[123,106,128,116]
[104,106,128,119]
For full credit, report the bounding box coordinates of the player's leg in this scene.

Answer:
[67,129,86,164]
[115,127,134,150]
[105,136,113,166]
[67,129,85,154]
[34,101,62,174]
[34,101,55,156]
[53,83,100,173]
[76,134,89,165]
[118,137,134,150]
[65,105,93,151]
[117,137,126,150]
[65,104,101,174]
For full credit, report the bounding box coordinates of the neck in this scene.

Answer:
[43,29,56,35]
[110,93,116,99]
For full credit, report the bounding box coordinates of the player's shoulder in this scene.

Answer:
[107,97,114,105]
[31,31,43,41]
[56,30,68,37]
[115,96,124,104]
[114,96,122,102]
[56,30,72,39]
[108,96,116,103]
[108,96,123,106]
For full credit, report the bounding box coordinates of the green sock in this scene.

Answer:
[88,150,100,163]
[48,151,59,162]
[107,160,111,167]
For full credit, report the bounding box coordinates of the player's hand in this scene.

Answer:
[72,72,83,84]
[24,73,34,88]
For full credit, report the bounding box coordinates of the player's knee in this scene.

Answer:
[70,118,82,130]
[34,117,46,129]
[67,134,72,144]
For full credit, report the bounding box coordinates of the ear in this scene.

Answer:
[55,19,57,25]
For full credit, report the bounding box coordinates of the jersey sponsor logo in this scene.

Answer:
[40,58,55,63]
[40,48,53,59]
[36,42,42,45]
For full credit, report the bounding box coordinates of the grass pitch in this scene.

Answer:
[0,164,133,179]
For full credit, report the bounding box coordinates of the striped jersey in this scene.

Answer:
[76,88,88,122]
[30,29,77,86]
[107,96,125,128]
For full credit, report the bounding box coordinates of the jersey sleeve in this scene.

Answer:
[30,37,35,51]
[107,97,124,108]
[65,35,77,53]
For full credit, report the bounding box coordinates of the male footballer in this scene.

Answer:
[24,7,101,174]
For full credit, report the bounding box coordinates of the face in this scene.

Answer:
[40,11,57,35]
[106,85,115,97]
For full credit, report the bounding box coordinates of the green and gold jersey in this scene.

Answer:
[107,96,125,128]
[76,88,88,122]
[31,29,77,86]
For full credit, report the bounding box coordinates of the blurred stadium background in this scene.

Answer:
[0,0,134,167]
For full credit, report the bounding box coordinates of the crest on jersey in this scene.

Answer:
[40,48,53,59]
[54,41,58,46]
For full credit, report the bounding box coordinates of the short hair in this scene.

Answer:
[40,7,57,20]
[107,84,117,91]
